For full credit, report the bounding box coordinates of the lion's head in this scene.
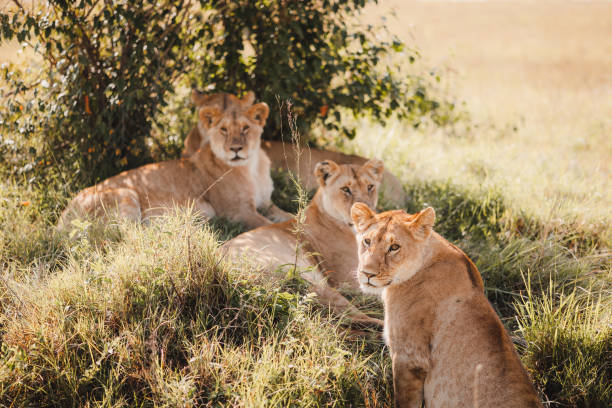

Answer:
[350,204,436,294]
[197,95,268,166]
[313,159,384,227]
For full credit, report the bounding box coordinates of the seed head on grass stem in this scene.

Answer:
[276,98,315,278]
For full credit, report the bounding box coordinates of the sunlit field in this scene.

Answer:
[1,1,610,406]
[354,0,612,241]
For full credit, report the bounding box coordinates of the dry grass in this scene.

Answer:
[1,2,610,406]
[354,0,612,239]
[0,209,393,407]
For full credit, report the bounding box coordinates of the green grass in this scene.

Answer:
[1,170,610,406]
[0,210,393,407]
[517,282,611,407]
[0,137,610,406]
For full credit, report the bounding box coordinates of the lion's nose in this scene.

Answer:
[361,270,377,278]
[230,146,242,153]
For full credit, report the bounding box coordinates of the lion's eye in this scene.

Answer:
[364,238,371,246]
[241,126,249,133]
[220,127,228,133]
[367,184,374,193]
[389,244,400,252]
[341,186,351,195]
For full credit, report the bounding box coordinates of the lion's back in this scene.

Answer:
[426,291,542,408]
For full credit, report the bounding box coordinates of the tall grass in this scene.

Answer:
[517,280,611,407]
[1,2,610,405]
[0,211,393,407]
[2,164,609,406]
[359,0,612,243]
[0,181,67,270]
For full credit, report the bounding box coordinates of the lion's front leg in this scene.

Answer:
[194,197,216,220]
[233,202,272,230]
[260,203,293,223]
[241,212,272,229]
[392,352,426,408]
[301,270,383,327]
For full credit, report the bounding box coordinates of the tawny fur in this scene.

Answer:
[351,204,542,408]
[183,90,255,157]
[223,159,385,326]
[59,94,290,229]
[182,89,406,207]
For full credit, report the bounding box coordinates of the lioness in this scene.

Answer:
[183,90,255,157]
[350,204,542,408]
[223,159,385,326]
[183,89,406,207]
[60,96,290,229]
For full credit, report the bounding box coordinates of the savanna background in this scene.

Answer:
[0,1,610,407]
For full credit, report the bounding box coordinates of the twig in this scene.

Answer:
[61,3,101,69]
[83,0,100,20]
[0,274,27,314]
[149,0,193,83]
[10,0,24,11]
[197,168,233,202]
[187,233,193,274]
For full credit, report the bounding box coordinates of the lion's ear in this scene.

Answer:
[198,106,221,129]
[191,89,209,107]
[314,160,340,186]
[241,91,256,106]
[362,158,384,182]
[351,203,375,232]
[246,102,269,126]
[410,207,435,240]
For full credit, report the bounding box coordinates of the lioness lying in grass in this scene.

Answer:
[60,94,290,229]
[223,159,385,326]
[350,204,542,408]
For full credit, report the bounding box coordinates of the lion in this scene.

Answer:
[59,95,291,229]
[183,89,406,207]
[350,204,542,408]
[223,159,385,326]
[183,90,255,157]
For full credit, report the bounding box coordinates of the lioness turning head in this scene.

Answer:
[60,94,290,229]
[223,159,385,326]
[350,204,542,408]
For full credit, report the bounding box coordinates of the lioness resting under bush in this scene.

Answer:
[223,159,385,326]
[183,89,406,207]
[350,204,542,408]
[60,95,290,229]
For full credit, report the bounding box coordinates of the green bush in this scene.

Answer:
[1,0,449,189]
[192,0,448,140]
[1,0,203,187]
